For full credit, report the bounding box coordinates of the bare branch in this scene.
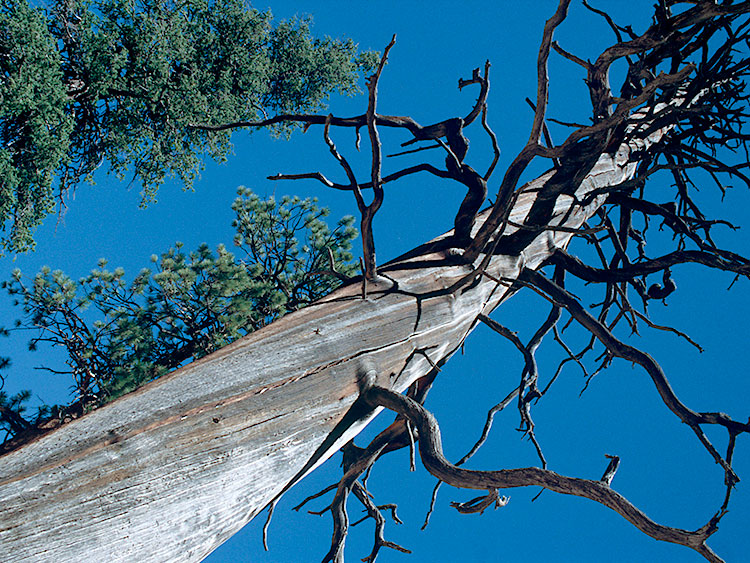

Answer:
[521,268,749,485]
[481,103,501,180]
[552,40,592,70]
[450,489,509,514]
[464,0,573,261]
[550,247,750,283]
[365,386,727,563]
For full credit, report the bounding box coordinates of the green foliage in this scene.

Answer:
[0,0,377,252]
[0,0,74,253]
[2,189,357,439]
[0,345,58,443]
[0,388,55,443]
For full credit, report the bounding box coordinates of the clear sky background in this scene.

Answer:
[3,1,749,562]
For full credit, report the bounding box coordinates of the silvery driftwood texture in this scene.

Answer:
[0,110,664,562]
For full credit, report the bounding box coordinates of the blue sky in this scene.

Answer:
[3,1,749,561]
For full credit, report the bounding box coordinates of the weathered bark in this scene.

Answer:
[0,117,658,561]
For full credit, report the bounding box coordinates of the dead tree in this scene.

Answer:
[2,2,750,562]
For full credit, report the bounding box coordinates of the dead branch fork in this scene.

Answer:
[189,2,750,561]
[363,385,728,563]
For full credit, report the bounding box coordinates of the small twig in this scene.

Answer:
[262,499,277,551]
[352,502,403,527]
[406,419,416,472]
[631,308,703,352]
[525,97,560,168]
[387,143,441,158]
[481,103,501,180]
[600,454,621,486]
[293,484,338,512]
[552,40,593,70]
[581,0,625,42]
[450,489,509,514]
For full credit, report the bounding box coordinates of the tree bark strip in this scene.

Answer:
[0,118,660,561]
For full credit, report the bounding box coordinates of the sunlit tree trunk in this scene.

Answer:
[0,136,646,562]
[5,1,750,560]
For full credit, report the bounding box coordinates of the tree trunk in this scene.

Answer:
[0,126,655,561]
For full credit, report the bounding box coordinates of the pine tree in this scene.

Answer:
[1,188,358,439]
[0,0,376,252]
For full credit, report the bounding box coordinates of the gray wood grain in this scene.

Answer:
[0,122,658,562]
